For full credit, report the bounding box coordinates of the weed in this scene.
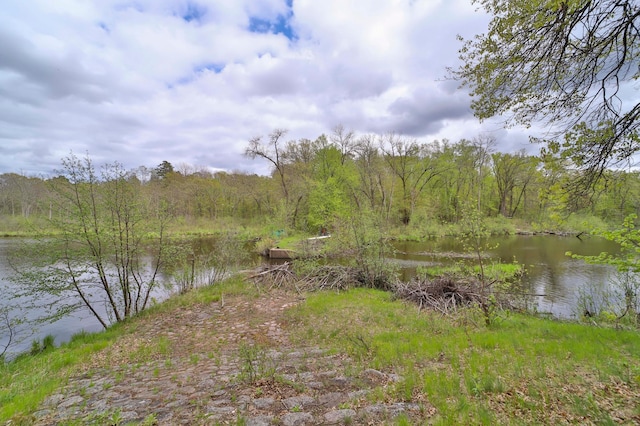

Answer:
[190,353,200,365]
[140,413,158,425]
[236,343,277,384]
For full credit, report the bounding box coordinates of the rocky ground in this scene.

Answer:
[33,291,430,425]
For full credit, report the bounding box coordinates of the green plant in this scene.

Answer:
[140,413,158,425]
[9,154,174,329]
[236,343,277,384]
[190,354,199,365]
[28,335,55,356]
[569,214,640,324]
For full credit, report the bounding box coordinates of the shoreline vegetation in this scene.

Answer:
[0,214,597,240]
[1,273,639,424]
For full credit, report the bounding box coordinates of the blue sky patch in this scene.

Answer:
[98,22,110,33]
[168,62,224,89]
[248,7,297,41]
[181,2,206,23]
[194,63,224,74]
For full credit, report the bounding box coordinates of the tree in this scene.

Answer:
[153,160,175,180]
[455,0,640,185]
[245,129,290,203]
[330,124,356,165]
[492,151,539,217]
[11,154,173,329]
[381,134,441,224]
[353,135,393,217]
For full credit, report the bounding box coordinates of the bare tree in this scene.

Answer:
[245,129,290,203]
[330,124,356,165]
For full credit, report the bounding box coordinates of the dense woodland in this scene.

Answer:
[2,128,639,234]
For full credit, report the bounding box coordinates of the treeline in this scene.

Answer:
[2,128,640,232]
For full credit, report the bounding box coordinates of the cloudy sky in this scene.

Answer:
[0,0,535,176]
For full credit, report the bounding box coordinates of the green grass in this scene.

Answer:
[0,324,123,422]
[417,262,524,282]
[286,288,640,424]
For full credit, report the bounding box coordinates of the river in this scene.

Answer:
[0,234,624,358]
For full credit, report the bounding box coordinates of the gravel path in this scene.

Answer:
[33,291,428,425]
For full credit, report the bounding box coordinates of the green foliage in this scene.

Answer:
[9,153,175,328]
[417,262,523,283]
[236,343,277,384]
[329,209,398,289]
[569,214,640,323]
[458,205,506,325]
[456,0,640,180]
[166,233,250,294]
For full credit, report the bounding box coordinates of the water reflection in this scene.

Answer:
[392,235,621,318]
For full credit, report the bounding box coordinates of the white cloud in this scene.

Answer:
[0,0,537,177]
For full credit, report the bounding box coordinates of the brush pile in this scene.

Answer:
[298,265,360,291]
[248,263,297,289]
[248,263,360,292]
[394,276,485,314]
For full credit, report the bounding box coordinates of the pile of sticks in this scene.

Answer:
[298,265,359,291]
[248,263,297,289]
[394,276,485,314]
[248,263,361,292]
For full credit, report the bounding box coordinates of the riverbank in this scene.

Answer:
[2,275,639,425]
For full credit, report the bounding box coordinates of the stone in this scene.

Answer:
[362,368,386,382]
[43,394,65,406]
[281,412,314,426]
[317,392,347,408]
[323,409,356,424]
[282,395,314,410]
[253,397,276,410]
[205,405,235,416]
[245,415,274,426]
[58,395,84,409]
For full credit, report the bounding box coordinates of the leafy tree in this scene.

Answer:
[153,160,175,180]
[0,173,46,217]
[306,145,355,230]
[491,151,539,217]
[10,154,173,328]
[353,135,393,217]
[455,0,640,185]
[381,134,441,224]
[330,124,356,165]
[431,139,490,221]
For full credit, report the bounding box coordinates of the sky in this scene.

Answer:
[0,0,537,177]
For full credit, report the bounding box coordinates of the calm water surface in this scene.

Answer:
[0,235,622,358]
[393,235,621,317]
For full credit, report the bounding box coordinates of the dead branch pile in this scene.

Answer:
[298,265,360,291]
[247,263,297,289]
[247,263,361,292]
[394,276,485,314]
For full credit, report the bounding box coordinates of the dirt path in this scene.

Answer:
[33,291,425,425]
